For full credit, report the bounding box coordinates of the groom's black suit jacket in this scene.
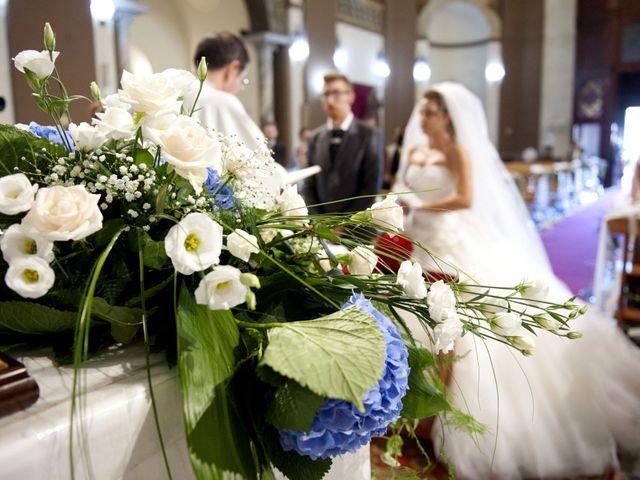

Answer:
[303,118,381,214]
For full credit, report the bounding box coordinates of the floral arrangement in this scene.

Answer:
[0,24,586,479]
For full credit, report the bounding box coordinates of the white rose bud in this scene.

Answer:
[533,312,562,331]
[0,173,38,215]
[433,309,463,353]
[195,265,248,310]
[44,23,56,53]
[369,195,404,231]
[5,256,55,299]
[427,280,457,322]
[520,278,550,300]
[1,224,54,263]
[397,260,427,299]
[490,311,522,336]
[69,122,107,151]
[90,81,102,102]
[509,333,535,355]
[13,49,59,79]
[227,229,259,262]
[197,57,208,82]
[22,185,103,241]
[349,246,377,275]
[164,212,223,275]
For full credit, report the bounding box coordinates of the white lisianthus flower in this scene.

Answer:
[0,173,38,215]
[369,195,404,231]
[164,212,223,275]
[1,224,54,263]
[490,311,522,336]
[195,265,248,310]
[533,312,562,331]
[397,260,427,299]
[159,116,222,194]
[22,185,103,241]
[520,277,550,301]
[68,122,106,150]
[13,50,59,79]
[227,229,260,262]
[509,333,535,355]
[349,246,377,275]
[93,107,135,140]
[433,309,463,353]
[278,184,308,218]
[5,256,55,298]
[119,70,182,115]
[427,280,457,322]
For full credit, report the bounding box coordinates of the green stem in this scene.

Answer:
[235,319,284,329]
[188,79,205,117]
[138,231,174,480]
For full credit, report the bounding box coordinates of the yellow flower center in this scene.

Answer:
[22,269,39,283]
[24,239,37,255]
[184,233,200,252]
[216,281,231,291]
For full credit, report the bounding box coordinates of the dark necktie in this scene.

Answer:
[329,129,345,164]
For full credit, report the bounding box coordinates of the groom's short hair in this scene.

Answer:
[323,72,353,91]
[194,32,249,71]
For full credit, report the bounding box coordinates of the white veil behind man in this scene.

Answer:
[397,82,552,277]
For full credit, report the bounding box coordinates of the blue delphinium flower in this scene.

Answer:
[205,168,235,210]
[279,293,410,460]
[27,122,74,149]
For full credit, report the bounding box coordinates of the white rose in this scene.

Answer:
[93,107,135,140]
[227,229,259,262]
[13,50,59,79]
[140,111,178,144]
[68,122,107,150]
[0,173,38,215]
[533,312,562,331]
[427,280,457,322]
[369,195,404,231]
[159,116,222,194]
[160,68,198,97]
[22,185,103,241]
[164,212,223,275]
[490,311,522,336]
[433,309,463,353]
[509,333,535,355]
[349,246,377,275]
[101,93,131,111]
[278,184,308,218]
[1,224,54,263]
[520,277,550,301]
[119,70,182,115]
[5,256,55,299]
[195,265,248,310]
[397,260,427,299]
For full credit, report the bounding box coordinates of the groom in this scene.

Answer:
[303,73,381,214]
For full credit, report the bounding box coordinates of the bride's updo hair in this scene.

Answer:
[424,89,456,140]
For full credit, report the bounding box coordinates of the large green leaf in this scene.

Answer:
[0,301,76,334]
[0,124,67,176]
[266,381,324,432]
[176,287,256,480]
[260,306,385,411]
[91,297,141,344]
[401,346,450,419]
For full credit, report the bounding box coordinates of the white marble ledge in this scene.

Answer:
[0,345,194,480]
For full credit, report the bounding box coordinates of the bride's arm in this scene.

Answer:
[418,145,472,211]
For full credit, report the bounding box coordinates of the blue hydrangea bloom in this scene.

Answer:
[26,122,74,148]
[205,168,235,210]
[278,293,410,459]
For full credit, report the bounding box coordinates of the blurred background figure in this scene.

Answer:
[303,73,381,214]
[289,126,311,171]
[189,31,264,150]
[262,121,288,167]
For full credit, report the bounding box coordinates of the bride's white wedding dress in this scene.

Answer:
[403,157,640,479]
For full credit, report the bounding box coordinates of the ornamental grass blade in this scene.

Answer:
[260,306,386,411]
[176,288,256,480]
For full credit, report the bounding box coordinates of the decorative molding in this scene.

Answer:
[336,0,384,33]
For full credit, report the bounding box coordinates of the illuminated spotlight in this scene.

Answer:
[288,32,309,63]
[485,61,505,83]
[413,57,431,82]
[373,52,390,78]
[333,43,347,70]
[90,0,115,22]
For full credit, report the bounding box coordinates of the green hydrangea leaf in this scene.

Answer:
[400,346,450,419]
[261,306,385,411]
[0,124,66,177]
[0,301,76,334]
[176,287,256,480]
[266,380,325,432]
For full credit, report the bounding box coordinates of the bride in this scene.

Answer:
[395,82,640,478]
